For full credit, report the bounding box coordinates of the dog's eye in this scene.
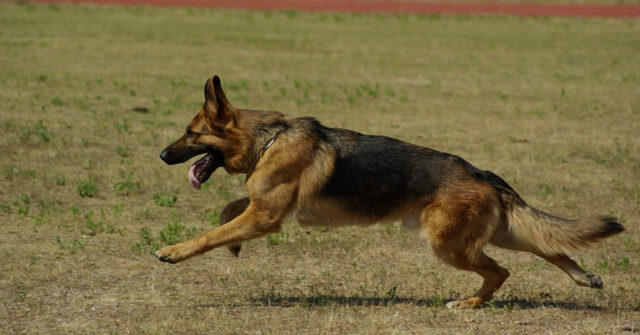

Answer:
[186,128,204,138]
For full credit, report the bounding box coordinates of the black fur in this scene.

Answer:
[310,120,470,220]
[598,217,625,237]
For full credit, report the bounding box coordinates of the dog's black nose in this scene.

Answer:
[160,149,169,163]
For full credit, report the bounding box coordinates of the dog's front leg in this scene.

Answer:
[155,140,305,264]
[155,204,282,263]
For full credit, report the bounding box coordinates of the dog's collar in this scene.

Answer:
[246,129,282,179]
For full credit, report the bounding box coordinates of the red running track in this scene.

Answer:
[17,0,640,18]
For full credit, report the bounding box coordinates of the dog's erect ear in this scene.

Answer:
[204,75,234,126]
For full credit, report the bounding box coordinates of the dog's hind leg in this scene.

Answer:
[424,185,509,309]
[489,225,604,289]
[538,253,603,289]
[439,251,510,309]
[220,197,250,257]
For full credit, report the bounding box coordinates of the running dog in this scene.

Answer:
[157,75,624,308]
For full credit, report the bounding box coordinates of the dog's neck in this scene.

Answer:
[246,129,283,179]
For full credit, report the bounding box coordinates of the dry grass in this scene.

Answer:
[0,2,639,334]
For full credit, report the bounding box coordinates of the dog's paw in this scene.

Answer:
[586,272,603,289]
[445,298,484,309]
[155,244,188,264]
[445,300,461,309]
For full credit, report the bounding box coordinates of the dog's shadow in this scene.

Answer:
[241,294,606,311]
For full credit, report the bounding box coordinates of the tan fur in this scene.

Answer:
[495,205,615,255]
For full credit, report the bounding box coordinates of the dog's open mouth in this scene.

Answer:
[188,150,223,190]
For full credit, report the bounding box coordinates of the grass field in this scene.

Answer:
[1,2,639,334]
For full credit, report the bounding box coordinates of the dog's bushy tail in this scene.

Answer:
[499,190,624,255]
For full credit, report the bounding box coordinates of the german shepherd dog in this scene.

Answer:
[157,75,624,308]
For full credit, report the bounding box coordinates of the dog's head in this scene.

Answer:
[160,75,247,189]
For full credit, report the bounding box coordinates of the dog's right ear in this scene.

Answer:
[204,75,234,126]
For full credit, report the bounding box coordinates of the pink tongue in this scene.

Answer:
[188,164,201,190]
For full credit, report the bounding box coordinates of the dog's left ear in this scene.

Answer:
[204,75,234,126]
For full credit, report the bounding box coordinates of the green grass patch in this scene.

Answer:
[75,180,97,198]
[131,228,162,254]
[153,192,178,207]
[158,221,198,245]
[113,171,141,196]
